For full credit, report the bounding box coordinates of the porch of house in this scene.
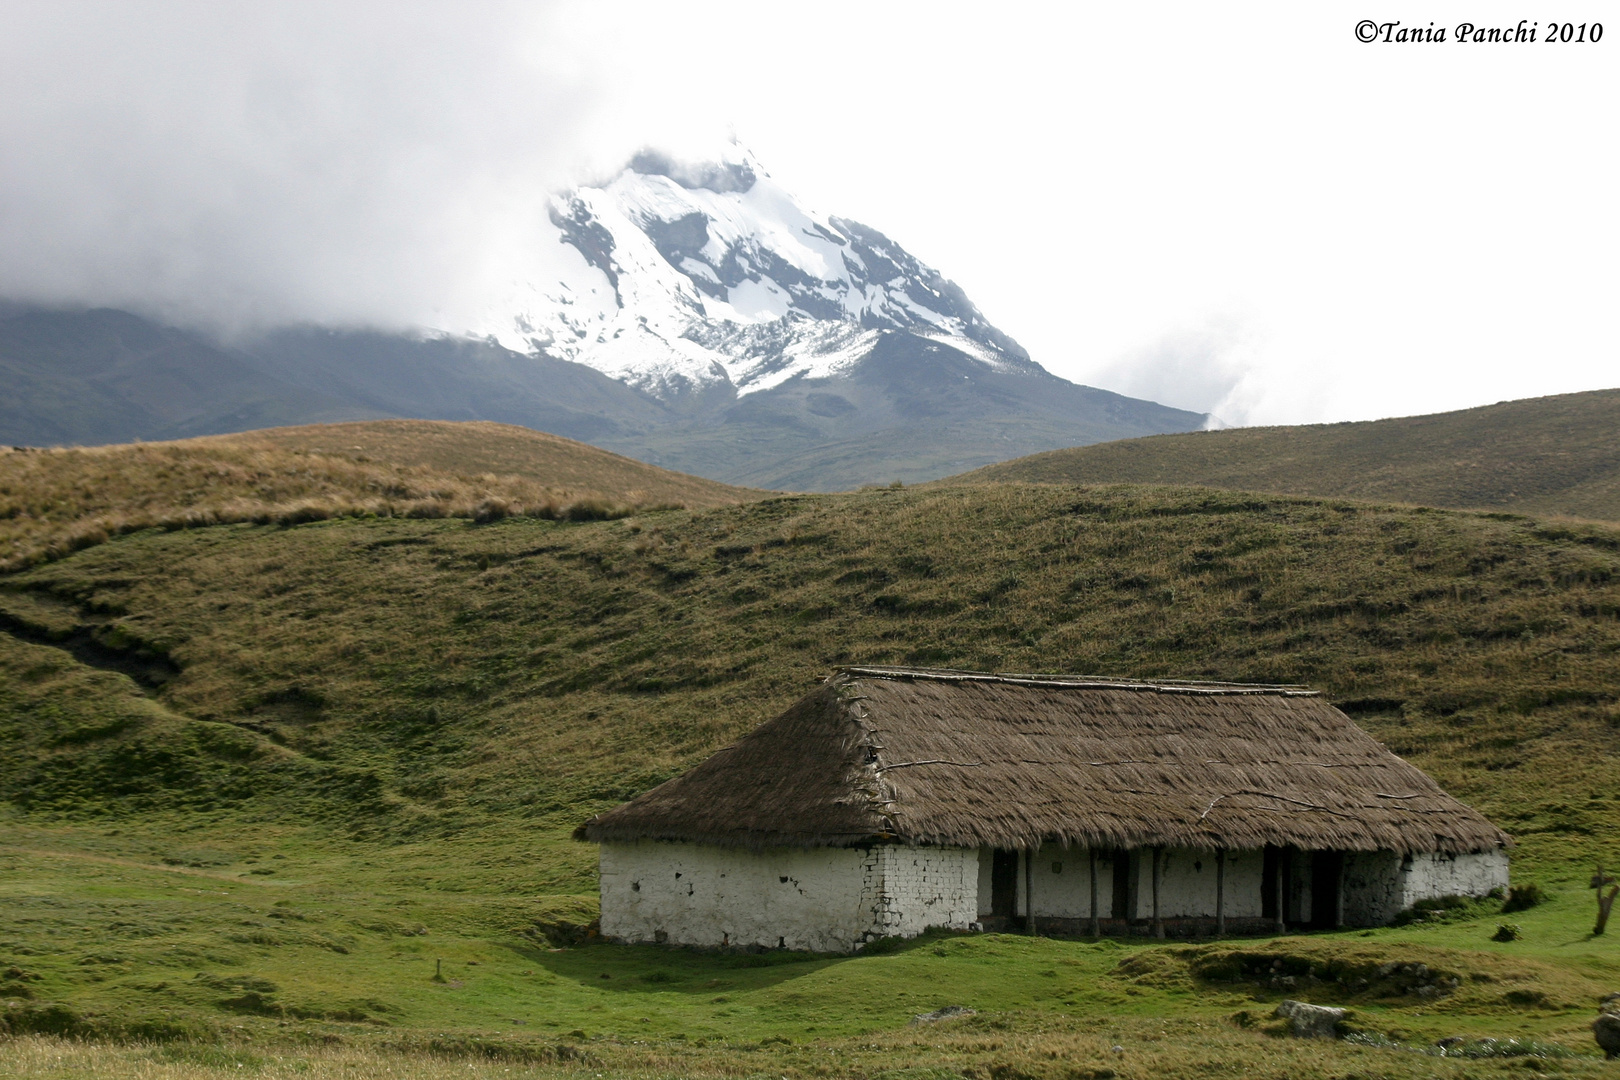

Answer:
[972,844,1490,937]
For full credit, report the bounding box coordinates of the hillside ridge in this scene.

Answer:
[948,388,1620,521]
[0,418,760,570]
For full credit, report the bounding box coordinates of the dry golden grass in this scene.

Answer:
[0,420,760,571]
[203,420,760,508]
[950,388,1620,522]
[3,1014,1612,1080]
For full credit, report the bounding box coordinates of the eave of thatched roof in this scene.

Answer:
[578,667,1510,856]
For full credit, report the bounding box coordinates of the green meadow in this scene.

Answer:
[5,480,1620,1076]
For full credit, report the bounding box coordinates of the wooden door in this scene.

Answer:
[1309,851,1344,929]
[991,849,1019,917]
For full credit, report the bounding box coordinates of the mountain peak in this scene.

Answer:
[476,148,1032,399]
[626,145,760,195]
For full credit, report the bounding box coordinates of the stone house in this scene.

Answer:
[577,667,1510,952]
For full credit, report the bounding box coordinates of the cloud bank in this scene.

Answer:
[0,2,613,334]
[0,2,1613,428]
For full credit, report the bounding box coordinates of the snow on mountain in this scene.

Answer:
[472,144,1034,399]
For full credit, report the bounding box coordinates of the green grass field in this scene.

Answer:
[5,479,1620,1076]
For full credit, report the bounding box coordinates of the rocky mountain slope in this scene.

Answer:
[475,146,1035,400]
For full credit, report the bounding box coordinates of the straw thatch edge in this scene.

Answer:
[833,665,1320,696]
[578,669,1510,857]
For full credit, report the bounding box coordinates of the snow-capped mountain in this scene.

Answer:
[0,147,1208,490]
[477,145,1035,399]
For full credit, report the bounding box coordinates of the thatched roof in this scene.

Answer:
[578,667,1509,856]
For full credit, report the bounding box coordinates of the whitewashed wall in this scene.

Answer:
[974,845,1267,920]
[868,845,979,939]
[1143,847,1266,919]
[1342,848,1509,925]
[598,840,977,953]
[973,844,1507,925]
[601,840,1508,944]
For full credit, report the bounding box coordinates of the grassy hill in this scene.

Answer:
[3,473,1620,1074]
[950,388,1620,521]
[0,419,760,571]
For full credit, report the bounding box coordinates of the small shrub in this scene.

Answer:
[562,498,627,522]
[1502,883,1547,913]
[1503,988,1550,1006]
[1391,895,1477,926]
[1492,923,1523,942]
[472,498,510,523]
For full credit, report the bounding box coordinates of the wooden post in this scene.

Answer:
[1593,867,1618,936]
[1275,849,1287,935]
[1215,849,1226,938]
[1151,846,1164,939]
[1025,848,1038,936]
[1335,853,1345,930]
[1088,847,1100,938]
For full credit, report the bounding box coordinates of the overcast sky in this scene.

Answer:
[1,1,1613,426]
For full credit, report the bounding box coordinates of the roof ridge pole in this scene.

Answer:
[1215,849,1226,938]
[1152,847,1164,939]
[1088,847,1100,939]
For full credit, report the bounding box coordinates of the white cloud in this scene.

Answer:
[0,1,1613,424]
[0,2,597,334]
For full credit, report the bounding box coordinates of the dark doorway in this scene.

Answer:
[991,849,1019,917]
[1111,850,1132,919]
[1261,846,1281,921]
[1309,851,1344,929]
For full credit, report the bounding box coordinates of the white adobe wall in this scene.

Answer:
[1124,847,1265,919]
[598,840,976,953]
[868,845,979,940]
[1342,848,1510,926]
[1402,850,1510,908]
[1027,845,1092,918]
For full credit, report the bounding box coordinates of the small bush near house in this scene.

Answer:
[1502,884,1547,913]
